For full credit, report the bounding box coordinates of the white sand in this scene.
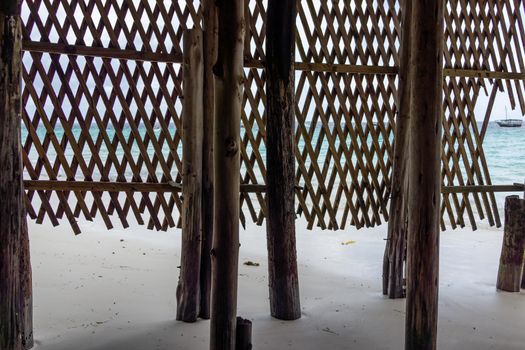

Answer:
[28,219,524,350]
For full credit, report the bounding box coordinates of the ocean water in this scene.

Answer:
[483,123,525,186]
[21,121,524,182]
[21,121,524,221]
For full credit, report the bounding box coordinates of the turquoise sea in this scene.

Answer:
[21,121,524,183]
[21,121,524,222]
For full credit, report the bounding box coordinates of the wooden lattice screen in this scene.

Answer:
[20,0,525,234]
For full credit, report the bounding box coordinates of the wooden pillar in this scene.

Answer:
[496,195,525,292]
[235,317,253,350]
[265,0,301,320]
[200,0,218,320]
[176,29,204,323]
[405,0,444,349]
[1,1,29,349]
[383,0,412,299]
[210,0,244,348]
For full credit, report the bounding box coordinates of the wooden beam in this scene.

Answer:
[200,0,218,321]
[383,0,412,300]
[22,40,182,63]
[405,0,444,349]
[210,0,244,348]
[265,0,301,321]
[443,68,525,80]
[23,180,183,192]
[21,41,525,80]
[442,184,525,193]
[176,29,204,323]
[0,2,28,349]
[22,180,525,194]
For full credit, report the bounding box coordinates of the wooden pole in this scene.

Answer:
[265,0,301,320]
[405,0,444,349]
[210,0,244,348]
[235,317,253,350]
[496,195,525,292]
[176,29,204,323]
[200,0,218,320]
[383,0,412,299]
[0,1,27,349]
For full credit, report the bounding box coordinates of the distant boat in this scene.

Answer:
[496,119,522,127]
[496,107,523,127]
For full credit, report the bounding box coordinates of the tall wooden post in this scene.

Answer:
[265,0,301,320]
[1,1,29,349]
[200,0,218,320]
[405,0,444,349]
[210,0,244,348]
[383,0,412,299]
[177,29,204,323]
[496,196,525,292]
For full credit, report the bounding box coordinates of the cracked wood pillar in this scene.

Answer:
[383,0,412,300]
[199,0,218,321]
[177,28,204,323]
[209,0,244,348]
[265,0,301,320]
[405,0,444,349]
[1,0,33,348]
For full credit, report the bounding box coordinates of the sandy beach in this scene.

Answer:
[28,219,524,350]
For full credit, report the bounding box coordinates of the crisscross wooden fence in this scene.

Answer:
[20,0,525,234]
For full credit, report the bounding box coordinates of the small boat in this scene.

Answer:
[496,119,522,127]
[496,107,523,127]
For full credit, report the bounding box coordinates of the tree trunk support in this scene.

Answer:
[1,1,32,348]
[177,29,204,323]
[210,1,244,349]
[496,195,525,292]
[383,0,412,300]
[405,1,444,349]
[265,0,301,320]
[199,0,218,321]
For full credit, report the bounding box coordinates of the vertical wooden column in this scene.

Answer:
[405,0,444,349]
[496,195,525,292]
[210,0,244,348]
[200,0,218,320]
[176,29,204,323]
[265,0,301,320]
[0,1,28,349]
[383,0,412,299]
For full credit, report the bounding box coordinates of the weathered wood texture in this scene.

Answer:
[265,0,301,321]
[235,317,253,350]
[496,196,525,292]
[210,0,244,349]
[200,0,218,320]
[176,29,204,323]
[405,1,444,350]
[383,0,412,300]
[20,210,33,349]
[0,1,26,349]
